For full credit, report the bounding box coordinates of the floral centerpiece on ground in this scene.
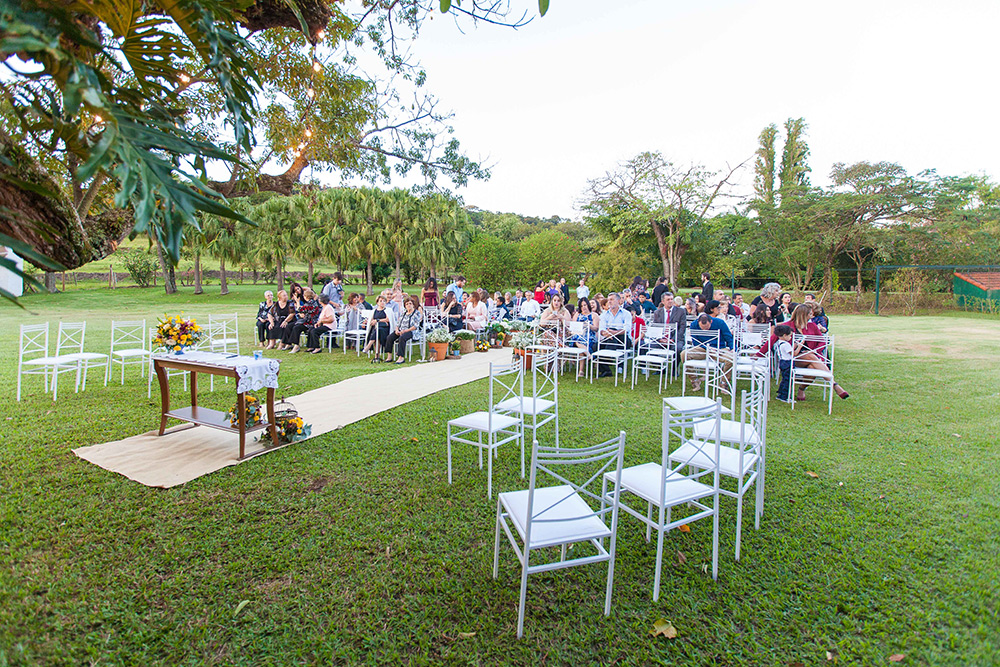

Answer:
[454,329,476,354]
[475,340,490,352]
[273,415,311,444]
[508,331,534,351]
[426,327,454,361]
[226,394,263,428]
[153,314,201,353]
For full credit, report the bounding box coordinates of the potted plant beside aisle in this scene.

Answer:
[509,331,535,369]
[454,330,476,355]
[426,327,453,361]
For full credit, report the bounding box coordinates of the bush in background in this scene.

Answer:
[118,248,157,287]
[461,235,518,289]
[516,230,582,286]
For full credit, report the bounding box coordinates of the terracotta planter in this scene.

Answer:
[514,347,535,370]
[429,341,448,361]
[459,338,475,355]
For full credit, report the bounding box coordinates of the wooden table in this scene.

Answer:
[153,355,279,459]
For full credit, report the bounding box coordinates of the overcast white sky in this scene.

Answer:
[342,0,1000,219]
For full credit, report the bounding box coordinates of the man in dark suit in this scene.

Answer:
[700,272,714,304]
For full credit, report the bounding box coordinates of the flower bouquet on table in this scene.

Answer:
[153,314,202,353]
[226,394,263,429]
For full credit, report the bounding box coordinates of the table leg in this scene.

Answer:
[190,371,198,407]
[156,361,170,435]
[237,391,246,459]
[266,387,279,446]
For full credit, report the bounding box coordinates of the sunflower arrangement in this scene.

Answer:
[153,314,202,352]
[274,415,312,444]
[226,394,263,428]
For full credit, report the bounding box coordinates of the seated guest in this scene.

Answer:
[267,290,294,350]
[596,293,631,377]
[685,298,698,318]
[670,296,688,353]
[540,293,572,344]
[572,298,599,354]
[465,291,488,331]
[519,295,541,321]
[682,310,734,392]
[733,292,751,318]
[809,301,829,332]
[384,288,402,320]
[288,282,304,308]
[511,289,525,312]
[790,304,848,400]
[533,281,546,304]
[777,291,795,322]
[442,292,464,332]
[386,297,422,364]
[750,282,782,320]
[306,294,338,354]
[362,295,393,360]
[287,287,320,353]
[256,290,274,347]
[751,306,772,326]
[591,296,603,316]
[637,291,656,315]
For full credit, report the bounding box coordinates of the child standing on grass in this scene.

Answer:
[774,324,794,402]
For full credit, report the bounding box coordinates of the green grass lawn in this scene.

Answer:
[1,288,998,666]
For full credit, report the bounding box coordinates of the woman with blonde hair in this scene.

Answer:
[750,282,782,320]
[267,290,294,350]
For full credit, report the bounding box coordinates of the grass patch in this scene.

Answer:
[1,289,998,665]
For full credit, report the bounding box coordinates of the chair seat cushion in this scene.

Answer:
[605,462,715,505]
[495,397,555,416]
[633,354,667,365]
[112,348,149,358]
[794,367,833,379]
[449,411,521,433]
[692,418,762,445]
[23,356,64,366]
[663,396,732,415]
[557,347,588,356]
[645,348,675,358]
[593,349,625,358]
[684,358,718,368]
[669,439,759,478]
[500,485,610,549]
[60,352,108,362]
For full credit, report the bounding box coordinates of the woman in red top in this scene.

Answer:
[533,281,546,304]
[766,305,847,400]
[421,277,439,307]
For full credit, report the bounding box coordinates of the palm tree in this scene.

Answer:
[316,188,353,276]
[252,195,303,292]
[345,188,387,295]
[384,188,416,282]
[412,193,469,280]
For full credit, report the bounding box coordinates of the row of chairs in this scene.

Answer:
[16,315,240,401]
[447,347,770,636]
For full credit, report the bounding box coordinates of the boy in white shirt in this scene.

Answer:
[774,324,794,402]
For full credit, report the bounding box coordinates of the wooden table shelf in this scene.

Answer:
[154,355,279,459]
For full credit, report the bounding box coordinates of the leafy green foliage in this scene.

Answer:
[515,229,582,284]
[460,235,518,288]
[117,247,158,287]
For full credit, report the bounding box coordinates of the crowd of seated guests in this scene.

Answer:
[250,271,844,400]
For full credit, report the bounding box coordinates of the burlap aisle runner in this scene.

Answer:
[73,348,509,488]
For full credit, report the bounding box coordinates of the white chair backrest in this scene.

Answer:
[662,400,722,492]
[524,345,558,403]
[567,320,585,337]
[739,330,764,349]
[524,432,626,538]
[208,313,238,338]
[688,328,720,351]
[792,333,833,367]
[111,320,147,353]
[489,359,524,421]
[56,322,86,356]
[19,323,49,362]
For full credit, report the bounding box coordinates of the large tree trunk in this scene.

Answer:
[275,254,285,292]
[366,259,374,295]
[395,254,401,282]
[193,252,203,294]
[44,272,57,293]
[430,261,437,280]
[155,242,177,295]
[307,260,314,290]
[220,257,229,295]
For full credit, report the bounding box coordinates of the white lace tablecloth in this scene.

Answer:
[153,350,280,393]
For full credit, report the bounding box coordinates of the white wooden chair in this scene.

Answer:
[447,359,525,498]
[147,327,190,398]
[556,321,590,381]
[109,320,150,384]
[52,322,109,394]
[494,432,626,638]
[321,314,347,352]
[497,346,560,452]
[207,313,240,354]
[604,399,722,601]
[791,333,837,414]
[671,368,768,560]
[590,330,629,386]
[682,329,722,399]
[631,324,673,393]
[17,323,56,401]
[343,308,373,356]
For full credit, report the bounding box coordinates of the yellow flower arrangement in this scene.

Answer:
[153,314,202,352]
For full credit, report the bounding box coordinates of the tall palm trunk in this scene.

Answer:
[193,252,203,294]
[366,259,373,295]
[219,257,229,295]
[275,254,285,292]
[307,261,314,290]
[395,254,401,282]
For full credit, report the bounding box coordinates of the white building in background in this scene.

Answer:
[0,246,24,297]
